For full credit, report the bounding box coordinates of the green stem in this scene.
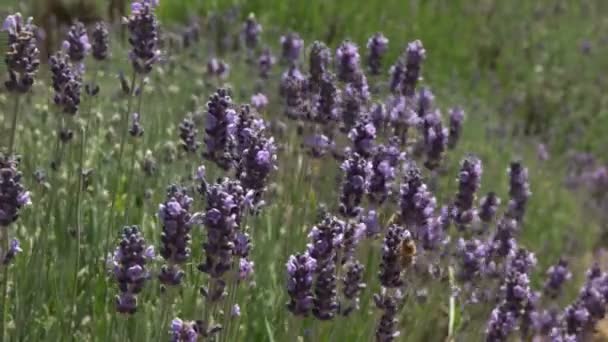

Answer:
[1,228,10,341]
[447,266,456,341]
[7,95,20,156]
[71,124,86,329]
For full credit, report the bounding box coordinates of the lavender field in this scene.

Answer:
[1,0,608,341]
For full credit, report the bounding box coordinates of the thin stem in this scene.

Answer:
[7,95,21,156]
[0,228,10,341]
[71,124,86,328]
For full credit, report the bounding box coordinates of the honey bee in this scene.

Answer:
[399,235,417,268]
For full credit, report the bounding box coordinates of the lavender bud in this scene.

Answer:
[457,238,488,281]
[313,72,340,124]
[280,66,308,120]
[239,258,254,280]
[379,225,411,288]
[92,22,110,61]
[544,258,572,298]
[374,291,401,342]
[127,0,160,74]
[129,113,144,137]
[401,40,426,97]
[452,156,482,230]
[388,59,405,94]
[2,238,22,265]
[479,192,501,223]
[448,107,465,149]
[2,13,40,93]
[207,58,230,79]
[348,115,376,158]
[399,162,436,233]
[258,48,276,79]
[367,32,389,75]
[341,260,366,316]
[0,156,31,227]
[203,88,237,170]
[280,32,304,64]
[286,252,316,316]
[250,93,268,110]
[506,161,531,222]
[109,225,154,314]
[490,218,518,258]
[422,110,448,170]
[303,134,334,158]
[339,153,371,218]
[309,41,331,91]
[178,115,199,153]
[64,21,91,64]
[236,133,277,211]
[242,13,262,50]
[170,318,198,342]
[336,40,361,83]
[49,52,82,115]
[368,144,397,205]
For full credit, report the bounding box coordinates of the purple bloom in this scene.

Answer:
[3,13,40,93]
[239,258,254,280]
[367,32,389,75]
[158,185,193,286]
[341,260,366,316]
[304,134,334,158]
[170,318,198,342]
[242,13,262,50]
[109,225,154,314]
[92,22,110,61]
[374,291,401,342]
[0,156,31,227]
[280,32,304,64]
[336,40,361,83]
[388,59,405,94]
[448,107,465,149]
[286,252,316,316]
[452,156,482,230]
[361,210,381,237]
[339,153,371,218]
[127,0,160,74]
[379,225,411,288]
[64,21,91,64]
[309,41,331,91]
[457,238,488,281]
[178,115,199,153]
[49,52,82,115]
[2,238,22,265]
[348,115,376,158]
[250,93,268,109]
[399,162,436,234]
[129,112,144,137]
[207,58,230,79]
[422,110,448,170]
[479,192,501,223]
[313,72,340,124]
[203,88,237,170]
[490,218,518,258]
[401,40,426,97]
[258,48,276,79]
[280,66,308,120]
[368,144,398,205]
[506,162,531,222]
[544,258,572,298]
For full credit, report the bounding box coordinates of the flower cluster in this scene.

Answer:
[127,0,160,74]
[2,13,40,93]
[203,88,237,170]
[0,156,31,227]
[179,115,199,153]
[339,153,371,218]
[506,162,531,222]
[286,252,317,316]
[242,13,262,50]
[399,162,436,234]
[401,40,426,97]
[280,32,304,64]
[336,41,361,83]
[366,32,389,75]
[49,52,82,115]
[64,21,91,65]
[309,41,332,91]
[452,156,482,230]
[92,22,110,61]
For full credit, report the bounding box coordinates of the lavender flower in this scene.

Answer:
[198,178,246,279]
[304,134,334,158]
[341,221,365,263]
[368,144,397,205]
[237,133,277,211]
[250,93,268,110]
[286,252,316,316]
[308,213,344,320]
[127,0,160,74]
[448,107,465,149]
[341,260,366,316]
[416,87,435,118]
[280,32,304,64]
[258,48,275,79]
[490,218,518,258]
[170,318,198,342]
[129,112,144,137]
[239,258,254,281]
[281,66,308,120]
[399,162,436,234]
[178,115,199,153]
[374,291,401,342]
[3,13,40,93]
[544,258,572,298]
[158,185,193,286]
[109,225,154,314]
[388,58,405,94]
[506,162,531,222]
[457,238,488,281]
[207,58,230,79]
[339,153,371,218]
[0,156,31,227]
[64,21,91,64]
[309,41,331,91]
[2,238,22,265]
[49,52,82,115]
[379,225,411,288]
[203,88,237,170]
[401,40,426,97]
[367,33,389,75]
[336,40,361,83]
[422,110,448,170]
[348,115,376,158]
[242,13,262,50]
[361,210,381,237]
[479,192,501,223]
[313,72,340,124]
[452,156,482,230]
[92,22,110,61]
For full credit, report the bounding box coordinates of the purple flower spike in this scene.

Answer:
[207,58,230,79]
[0,156,31,227]
[3,13,40,93]
[304,134,334,158]
[336,40,361,83]
[374,290,402,342]
[367,32,389,75]
[129,112,144,137]
[339,153,371,218]
[64,21,91,64]
[448,107,465,149]
[49,52,82,115]
[544,258,571,298]
[286,252,317,316]
[379,225,411,288]
[401,40,426,97]
[452,156,482,230]
[127,0,160,74]
[179,115,199,153]
[258,48,276,79]
[280,32,304,64]
[250,93,268,110]
[242,13,262,50]
[506,161,531,222]
[203,88,237,170]
[109,225,153,314]
[313,72,340,125]
[479,192,501,223]
[457,238,488,281]
[170,318,198,342]
[309,41,332,91]
[92,22,110,61]
[399,162,436,234]
[2,238,22,265]
[341,260,366,316]
[368,144,398,205]
[348,115,376,158]
[422,110,448,170]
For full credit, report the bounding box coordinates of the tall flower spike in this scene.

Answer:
[64,21,91,65]
[242,13,262,50]
[309,41,331,91]
[423,110,448,170]
[49,52,82,115]
[0,156,31,227]
[258,48,276,79]
[286,252,317,316]
[127,0,160,74]
[280,66,308,120]
[479,192,501,223]
[109,225,154,314]
[280,32,304,64]
[379,225,411,288]
[336,40,361,83]
[448,107,465,149]
[456,238,488,282]
[367,32,389,75]
[452,156,482,230]
[313,72,340,124]
[179,115,199,153]
[129,112,144,137]
[544,258,571,298]
[341,260,366,316]
[237,134,277,211]
[374,290,401,342]
[506,161,531,222]
[348,115,376,158]
[399,162,436,235]
[388,57,405,94]
[203,88,237,170]
[339,153,371,218]
[308,213,344,320]
[368,144,397,205]
[158,185,193,286]
[401,40,426,97]
[170,318,198,342]
[92,22,110,61]
[3,13,40,93]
